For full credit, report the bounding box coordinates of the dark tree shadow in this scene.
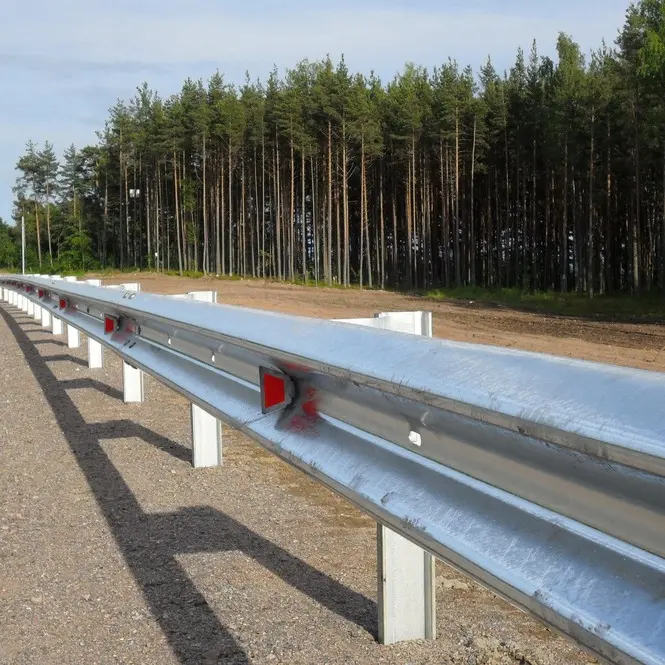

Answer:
[60,377,124,401]
[31,339,67,347]
[90,420,192,464]
[1,306,377,664]
[40,354,88,368]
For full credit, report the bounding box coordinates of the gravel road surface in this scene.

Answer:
[0,282,623,664]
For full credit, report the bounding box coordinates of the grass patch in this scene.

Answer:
[80,267,665,321]
[424,286,665,321]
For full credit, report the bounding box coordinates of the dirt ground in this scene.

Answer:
[106,272,665,371]
[1,274,660,665]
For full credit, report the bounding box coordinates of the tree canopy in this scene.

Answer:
[8,0,665,297]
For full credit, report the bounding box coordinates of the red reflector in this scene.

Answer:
[38,290,44,298]
[104,315,118,334]
[59,298,67,310]
[260,368,293,414]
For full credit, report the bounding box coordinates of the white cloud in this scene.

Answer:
[2,2,624,73]
[0,0,628,223]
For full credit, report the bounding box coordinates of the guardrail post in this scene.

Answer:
[26,297,34,316]
[172,290,223,468]
[67,324,81,348]
[105,282,144,399]
[33,302,42,321]
[41,304,52,329]
[62,277,81,348]
[191,404,222,467]
[122,362,144,403]
[85,280,103,368]
[338,311,436,645]
[52,315,63,336]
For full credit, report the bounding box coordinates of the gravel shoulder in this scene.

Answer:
[1,277,644,664]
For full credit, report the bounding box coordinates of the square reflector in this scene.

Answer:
[38,290,44,298]
[259,367,293,414]
[104,315,118,334]
[59,298,67,310]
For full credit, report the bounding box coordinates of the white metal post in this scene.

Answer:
[63,277,80,348]
[122,361,144,403]
[33,303,42,321]
[85,280,103,368]
[336,311,436,645]
[26,299,34,316]
[107,282,143,394]
[41,305,51,329]
[173,290,223,468]
[88,338,103,368]
[67,325,80,348]
[191,403,222,467]
[52,316,63,336]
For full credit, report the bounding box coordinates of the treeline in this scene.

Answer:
[10,0,665,295]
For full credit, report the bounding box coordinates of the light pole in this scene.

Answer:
[21,215,25,274]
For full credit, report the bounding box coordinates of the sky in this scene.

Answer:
[0,0,629,225]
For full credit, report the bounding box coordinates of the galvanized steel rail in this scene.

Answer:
[2,274,665,665]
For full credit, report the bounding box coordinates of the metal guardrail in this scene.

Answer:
[2,275,665,665]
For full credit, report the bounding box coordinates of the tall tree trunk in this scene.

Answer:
[202,132,208,274]
[470,114,477,285]
[455,109,461,286]
[301,149,306,282]
[173,150,183,275]
[561,135,568,293]
[342,119,349,287]
[289,126,295,280]
[588,110,595,298]
[45,180,52,267]
[261,130,266,279]
[276,132,282,280]
[532,138,537,291]
[228,146,234,276]
[379,159,385,290]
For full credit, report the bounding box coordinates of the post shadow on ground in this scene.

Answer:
[0,306,377,665]
[31,339,67,347]
[59,377,124,402]
[90,420,192,464]
[40,354,88,368]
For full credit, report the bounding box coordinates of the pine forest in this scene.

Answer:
[4,0,665,299]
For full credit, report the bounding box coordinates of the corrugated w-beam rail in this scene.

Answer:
[2,275,665,665]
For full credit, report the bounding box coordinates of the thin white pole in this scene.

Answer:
[21,215,25,274]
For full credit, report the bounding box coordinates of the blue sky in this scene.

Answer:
[0,0,628,225]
